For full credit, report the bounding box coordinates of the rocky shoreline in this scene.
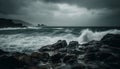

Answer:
[0,18,32,28]
[0,34,120,69]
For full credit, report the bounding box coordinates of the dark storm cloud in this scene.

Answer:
[0,0,32,14]
[98,9,120,26]
[0,0,120,26]
[43,0,120,9]
[43,0,120,25]
[0,0,59,25]
[43,0,120,26]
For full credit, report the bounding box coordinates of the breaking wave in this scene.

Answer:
[0,28,120,53]
[78,29,120,43]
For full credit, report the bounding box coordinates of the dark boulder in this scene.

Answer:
[39,45,52,52]
[84,53,97,62]
[86,62,102,69]
[52,40,67,50]
[95,52,114,61]
[12,52,27,60]
[27,65,50,69]
[58,48,67,53]
[40,52,50,62]
[57,65,71,69]
[0,55,25,69]
[30,52,43,64]
[39,64,50,69]
[31,52,50,63]
[67,49,84,55]
[82,40,102,47]
[85,45,100,53]
[0,49,8,56]
[12,52,38,66]
[63,55,77,65]
[84,50,118,63]
[71,63,86,69]
[18,55,33,65]
[50,53,66,64]
[101,34,120,48]
[31,52,42,58]
[39,40,67,52]
[67,41,79,49]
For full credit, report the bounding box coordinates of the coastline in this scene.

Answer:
[0,33,120,69]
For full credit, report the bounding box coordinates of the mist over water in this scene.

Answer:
[0,27,120,53]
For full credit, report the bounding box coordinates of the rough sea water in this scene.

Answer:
[0,27,120,53]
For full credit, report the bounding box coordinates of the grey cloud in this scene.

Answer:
[43,0,120,26]
[99,9,120,26]
[0,0,33,14]
[43,0,120,9]
[0,0,120,26]
[2,0,59,25]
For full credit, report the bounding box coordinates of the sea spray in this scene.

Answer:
[78,29,120,43]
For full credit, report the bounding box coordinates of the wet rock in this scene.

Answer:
[1,36,120,69]
[78,46,86,52]
[86,62,102,69]
[39,45,52,52]
[12,52,27,60]
[0,49,8,56]
[67,49,84,55]
[31,52,50,63]
[0,55,25,69]
[71,63,86,69]
[39,40,67,52]
[99,47,111,53]
[67,41,79,49]
[27,64,50,69]
[110,47,120,55]
[84,50,118,63]
[58,48,67,53]
[27,66,40,69]
[95,52,114,61]
[57,64,71,69]
[50,53,66,64]
[84,40,102,46]
[40,52,50,62]
[19,55,32,65]
[101,34,120,48]
[31,52,42,58]
[85,45,99,53]
[52,40,67,50]
[30,52,43,64]
[63,55,77,65]
[84,53,96,62]
[39,64,51,69]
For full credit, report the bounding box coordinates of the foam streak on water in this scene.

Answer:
[0,28,120,53]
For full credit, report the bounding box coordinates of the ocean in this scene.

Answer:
[0,27,120,53]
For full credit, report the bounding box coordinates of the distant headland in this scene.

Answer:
[0,18,32,28]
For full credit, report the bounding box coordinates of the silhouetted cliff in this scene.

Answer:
[0,18,32,28]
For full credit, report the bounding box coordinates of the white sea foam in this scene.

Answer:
[78,29,120,43]
[0,27,40,30]
[0,27,26,30]
[0,29,120,53]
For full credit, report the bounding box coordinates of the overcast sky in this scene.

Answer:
[0,0,120,26]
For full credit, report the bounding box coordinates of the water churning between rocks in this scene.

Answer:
[0,27,120,53]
